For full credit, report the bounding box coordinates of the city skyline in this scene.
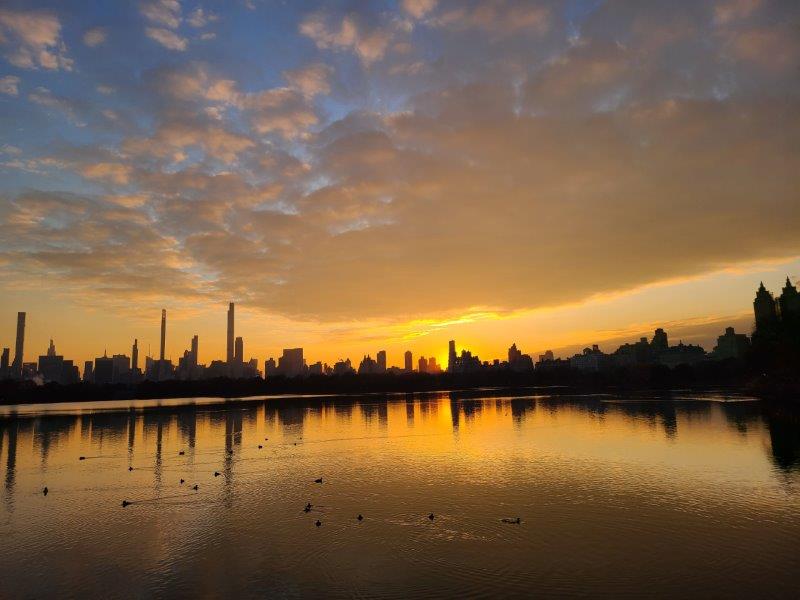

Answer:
[1,1,799,374]
[1,269,797,373]
[1,277,794,383]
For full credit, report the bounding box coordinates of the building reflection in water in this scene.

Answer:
[3,416,18,511]
[0,392,798,520]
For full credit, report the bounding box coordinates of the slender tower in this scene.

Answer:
[191,335,199,366]
[12,312,25,378]
[132,339,139,372]
[160,309,166,362]
[227,302,235,365]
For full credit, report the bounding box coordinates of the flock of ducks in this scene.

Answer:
[42,444,523,527]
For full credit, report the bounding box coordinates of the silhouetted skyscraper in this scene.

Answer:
[779,276,800,321]
[160,309,166,361]
[277,348,305,377]
[404,350,412,372]
[0,347,8,378]
[235,336,243,363]
[191,335,199,365]
[754,282,778,329]
[448,340,457,373]
[227,302,235,366]
[83,360,93,382]
[377,350,386,373]
[651,328,669,352]
[12,312,25,379]
[132,339,139,372]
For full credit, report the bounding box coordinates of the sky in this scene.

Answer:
[0,0,798,370]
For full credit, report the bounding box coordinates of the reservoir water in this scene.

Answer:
[0,390,798,598]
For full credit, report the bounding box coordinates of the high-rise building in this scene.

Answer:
[651,328,669,353]
[264,357,277,377]
[0,347,9,379]
[418,356,428,373]
[711,327,750,360]
[235,336,243,363]
[376,350,387,373]
[132,339,139,372]
[404,350,413,372]
[94,353,114,385]
[83,360,93,383]
[754,282,778,329]
[226,302,235,367]
[12,311,25,379]
[112,354,131,381]
[159,309,166,361]
[277,348,305,377]
[191,335,199,366]
[448,340,457,373]
[779,276,800,321]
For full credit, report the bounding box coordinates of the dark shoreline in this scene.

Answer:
[1,364,798,406]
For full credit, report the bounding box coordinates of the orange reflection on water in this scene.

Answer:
[0,392,798,598]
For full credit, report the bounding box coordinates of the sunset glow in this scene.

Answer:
[1,0,798,369]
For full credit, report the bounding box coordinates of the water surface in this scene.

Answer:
[1,390,798,598]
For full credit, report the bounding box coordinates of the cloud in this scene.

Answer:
[0,190,206,306]
[0,8,72,70]
[150,62,322,139]
[140,0,182,29]
[300,12,392,66]
[242,88,319,138]
[726,26,800,71]
[28,87,85,125]
[714,0,763,25]
[2,0,799,332]
[146,26,188,51]
[80,162,134,185]
[430,1,551,36]
[284,62,332,98]
[187,7,218,28]
[402,0,438,20]
[123,118,255,164]
[96,84,115,95]
[524,40,630,113]
[152,62,239,104]
[83,26,107,47]
[0,74,19,95]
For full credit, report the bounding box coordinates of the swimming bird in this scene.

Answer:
[214,471,220,477]
[314,478,323,484]
[121,500,131,507]
[315,520,321,527]
[501,517,521,524]
[79,456,86,461]
[179,451,185,456]
[303,506,311,513]
[43,487,48,496]
[357,514,363,521]
[128,466,133,472]
[192,484,199,491]
[428,513,435,521]
[258,445,262,449]
[180,479,185,484]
